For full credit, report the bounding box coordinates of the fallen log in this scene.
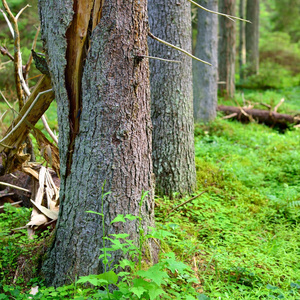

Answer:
[217,105,300,129]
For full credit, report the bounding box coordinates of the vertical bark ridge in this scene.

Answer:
[65,0,103,175]
[148,0,197,197]
[40,0,156,286]
[246,0,260,76]
[193,0,218,123]
[218,0,236,98]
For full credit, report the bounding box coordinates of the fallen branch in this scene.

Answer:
[217,105,299,128]
[167,190,207,218]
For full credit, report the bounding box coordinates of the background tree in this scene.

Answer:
[193,0,218,123]
[239,0,246,81]
[246,0,260,76]
[39,0,157,286]
[272,0,300,42]
[218,0,236,98]
[148,0,197,197]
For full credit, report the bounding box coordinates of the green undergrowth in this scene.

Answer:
[1,114,300,299]
[156,119,300,299]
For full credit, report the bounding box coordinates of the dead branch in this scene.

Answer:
[24,25,40,81]
[0,75,54,174]
[187,0,251,23]
[167,190,207,218]
[148,32,211,66]
[0,45,14,61]
[1,0,27,108]
[217,105,298,128]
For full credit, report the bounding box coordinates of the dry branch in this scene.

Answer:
[0,75,54,174]
[218,105,299,128]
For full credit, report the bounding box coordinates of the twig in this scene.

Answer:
[148,32,211,66]
[0,46,14,61]
[259,102,272,110]
[138,54,181,63]
[274,98,284,113]
[41,115,58,144]
[167,190,207,217]
[0,90,15,111]
[0,8,14,38]
[24,25,40,81]
[222,112,237,119]
[0,89,53,145]
[15,4,30,20]
[187,0,251,23]
[0,181,30,193]
[1,0,25,107]
[0,200,23,210]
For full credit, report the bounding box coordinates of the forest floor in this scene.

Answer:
[0,87,300,299]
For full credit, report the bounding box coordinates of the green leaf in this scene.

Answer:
[111,214,126,223]
[76,275,103,286]
[109,233,130,239]
[130,286,147,298]
[119,259,136,270]
[97,270,119,285]
[163,252,191,273]
[125,214,139,221]
[137,264,169,286]
[132,278,165,300]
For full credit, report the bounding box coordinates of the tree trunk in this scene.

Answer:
[245,0,260,76]
[193,0,218,123]
[39,0,157,287]
[239,0,246,81]
[218,0,236,98]
[148,0,197,197]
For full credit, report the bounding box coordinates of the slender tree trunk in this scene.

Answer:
[148,0,197,198]
[193,0,218,123]
[239,0,246,81]
[246,0,260,76]
[218,0,236,98]
[39,0,157,287]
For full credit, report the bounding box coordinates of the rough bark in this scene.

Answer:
[239,0,246,81]
[148,0,197,197]
[39,0,156,286]
[218,0,236,98]
[193,0,218,123]
[245,0,260,76]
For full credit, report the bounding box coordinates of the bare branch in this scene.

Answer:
[1,0,25,107]
[0,8,14,38]
[137,54,181,63]
[16,4,30,20]
[0,181,30,193]
[187,0,251,23]
[24,25,40,80]
[0,46,14,61]
[274,98,285,113]
[41,115,58,145]
[148,32,211,66]
[167,190,207,217]
[0,89,53,145]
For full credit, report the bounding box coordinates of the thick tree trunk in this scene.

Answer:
[246,0,260,76]
[239,0,246,81]
[39,0,156,287]
[218,0,236,98]
[148,0,197,197]
[193,0,218,123]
